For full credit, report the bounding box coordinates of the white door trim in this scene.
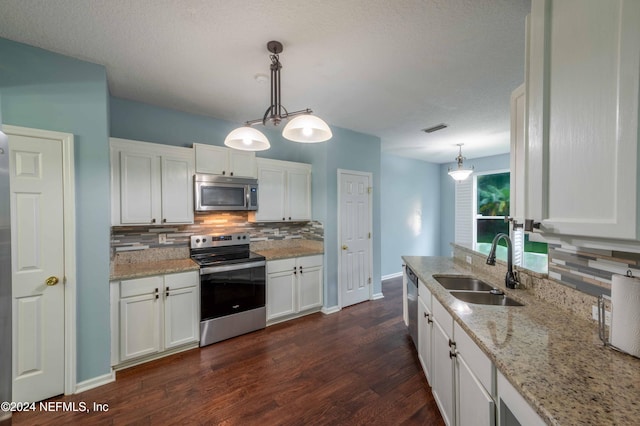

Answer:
[5,124,77,395]
[337,168,373,308]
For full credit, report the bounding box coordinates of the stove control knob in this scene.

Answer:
[242,236,246,239]
[196,239,200,243]
[203,238,207,243]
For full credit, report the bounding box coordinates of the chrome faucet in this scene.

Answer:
[486,233,519,289]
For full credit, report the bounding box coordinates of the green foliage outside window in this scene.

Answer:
[477,172,510,217]
[476,172,510,247]
[476,171,547,255]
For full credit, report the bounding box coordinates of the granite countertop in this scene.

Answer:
[402,256,640,426]
[251,239,324,261]
[110,258,199,281]
[253,246,324,260]
[109,240,325,280]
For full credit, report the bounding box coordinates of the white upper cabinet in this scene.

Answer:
[526,0,640,240]
[252,158,311,222]
[509,83,526,223]
[111,138,194,226]
[193,143,256,178]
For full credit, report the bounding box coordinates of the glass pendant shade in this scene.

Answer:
[224,126,271,151]
[282,114,332,143]
[448,167,473,181]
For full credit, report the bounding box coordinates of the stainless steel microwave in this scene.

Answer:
[194,174,258,211]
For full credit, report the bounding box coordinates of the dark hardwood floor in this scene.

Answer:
[13,277,444,425]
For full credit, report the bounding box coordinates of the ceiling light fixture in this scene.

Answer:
[224,41,332,151]
[448,144,474,181]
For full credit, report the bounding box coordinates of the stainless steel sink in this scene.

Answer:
[449,291,524,306]
[433,275,495,292]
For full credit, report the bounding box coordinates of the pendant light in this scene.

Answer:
[448,144,474,181]
[224,41,332,151]
[223,126,270,151]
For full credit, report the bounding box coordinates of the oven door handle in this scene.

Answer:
[200,260,266,275]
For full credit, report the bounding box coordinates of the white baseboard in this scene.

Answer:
[371,292,385,300]
[75,370,116,394]
[382,272,403,280]
[321,305,341,315]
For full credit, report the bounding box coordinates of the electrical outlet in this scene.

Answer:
[158,233,167,244]
[592,305,611,325]
[274,229,279,236]
[466,255,472,265]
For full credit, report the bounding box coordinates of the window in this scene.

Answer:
[476,171,510,250]
[455,169,548,273]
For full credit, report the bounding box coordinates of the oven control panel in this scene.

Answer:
[190,233,249,249]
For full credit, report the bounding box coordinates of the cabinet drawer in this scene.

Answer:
[164,270,198,290]
[120,276,163,298]
[297,255,322,268]
[454,322,493,395]
[418,281,431,310]
[432,297,453,338]
[267,258,296,274]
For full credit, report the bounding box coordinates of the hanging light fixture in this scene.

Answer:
[224,41,332,151]
[448,144,474,181]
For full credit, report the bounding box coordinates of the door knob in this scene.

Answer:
[342,245,348,250]
[45,276,60,286]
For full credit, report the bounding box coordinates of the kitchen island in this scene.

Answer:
[403,256,640,425]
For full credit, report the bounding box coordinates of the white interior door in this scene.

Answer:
[9,133,65,402]
[338,170,372,308]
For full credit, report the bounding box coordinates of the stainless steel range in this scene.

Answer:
[190,233,266,347]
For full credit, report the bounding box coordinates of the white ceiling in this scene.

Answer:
[0,0,530,163]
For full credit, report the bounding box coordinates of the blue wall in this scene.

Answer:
[380,155,441,276]
[110,97,382,307]
[439,153,511,256]
[0,38,111,382]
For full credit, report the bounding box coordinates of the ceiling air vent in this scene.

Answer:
[422,123,448,133]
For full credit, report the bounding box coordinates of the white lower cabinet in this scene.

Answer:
[417,285,433,384]
[163,272,200,349]
[429,296,496,426]
[118,275,162,361]
[111,270,199,367]
[267,255,323,323]
[432,309,456,426]
[454,322,495,426]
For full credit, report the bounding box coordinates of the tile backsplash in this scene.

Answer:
[548,243,640,297]
[111,212,323,255]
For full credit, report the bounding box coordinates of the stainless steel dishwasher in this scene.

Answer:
[406,266,418,348]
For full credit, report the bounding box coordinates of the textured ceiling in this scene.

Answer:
[0,0,530,163]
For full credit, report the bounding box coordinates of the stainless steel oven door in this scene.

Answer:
[199,260,266,346]
[200,261,266,320]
